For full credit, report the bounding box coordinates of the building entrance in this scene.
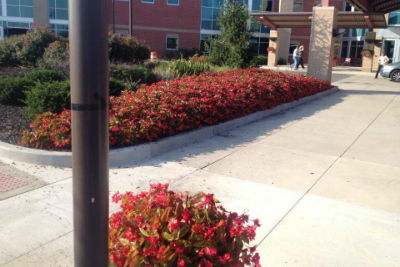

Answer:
[383,40,397,63]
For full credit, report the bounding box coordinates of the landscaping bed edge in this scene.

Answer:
[0,86,339,168]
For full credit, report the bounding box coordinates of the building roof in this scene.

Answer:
[348,0,400,14]
[251,11,387,30]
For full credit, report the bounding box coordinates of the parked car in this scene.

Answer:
[380,61,400,82]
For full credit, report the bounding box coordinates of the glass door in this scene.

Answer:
[383,40,395,63]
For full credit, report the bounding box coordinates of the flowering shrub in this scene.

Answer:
[0,26,58,66]
[108,33,150,63]
[20,68,331,150]
[38,40,70,77]
[109,184,261,266]
[360,49,373,58]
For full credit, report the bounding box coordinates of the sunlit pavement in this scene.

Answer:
[1,69,399,266]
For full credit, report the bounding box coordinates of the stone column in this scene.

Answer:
[277,0,293,64]
[307,6,337,82]
[372,36,383,72]
[361,32,376,72]
[33,0,49,26]
[268,30,279,67]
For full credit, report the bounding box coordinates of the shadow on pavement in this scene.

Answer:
[117,89,347,169]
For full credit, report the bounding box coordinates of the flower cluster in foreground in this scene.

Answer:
[109,184,261,267]
[20,68,331,150]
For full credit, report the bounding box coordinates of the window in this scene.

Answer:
[293,0,304,12]
[7,0,33,18]
[167,0,179,5]
[340,41,348,58]
[252,0,272,12]
[249,36,268,55]
[49,0,68,20]
[166,35,178,50]
[389,10,400,25]
[250,18,269,34]
[313,0,321,7]
[49,23,68,37]
[201,0,223,31]
[349,40,363,59]
[344,1,352,11]
[141,0,154,3]
[4,21,31,37]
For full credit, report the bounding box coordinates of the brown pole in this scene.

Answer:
[70,0,109,266]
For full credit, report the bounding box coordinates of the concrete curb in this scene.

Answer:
[0,87,339,167]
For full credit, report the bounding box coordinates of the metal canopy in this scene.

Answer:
[251,11,387,30]
[348,0,400,14]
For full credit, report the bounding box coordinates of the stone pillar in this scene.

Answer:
[372,36,383,72]
[33,0,49,26]
[268,30,279,67]
[307,6,337,82]
[277,0,293,64]
[361,32,376,72]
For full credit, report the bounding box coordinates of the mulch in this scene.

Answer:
[0,104,31,145]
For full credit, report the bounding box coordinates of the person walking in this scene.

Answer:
[296,45,305,69]
[291,46,300,70]
[375,52,389,79]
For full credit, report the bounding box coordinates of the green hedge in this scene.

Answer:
[24,80,70,119]
[110,65,158,85]
[0,77,34,106]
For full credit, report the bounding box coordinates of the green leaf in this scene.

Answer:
[139,228,150,237]
[162,232,174,241]
[119,238,129,246]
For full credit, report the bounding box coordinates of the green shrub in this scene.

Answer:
[109,78,126,96]
[110,64,158,85]
[0,35,21,66]
[24,80,70,118]
[249,55,268,67]
[38,40,70,77]
[24,69,64,83]
[143,60,161,70]
[108,34,150,63]
[167,59,212,78]
[0,27,58,67]
[152,61,175,80]
[0,77,33,105]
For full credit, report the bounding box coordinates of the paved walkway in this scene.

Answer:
[1,69,399,266]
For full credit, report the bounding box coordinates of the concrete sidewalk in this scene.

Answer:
[1,71,399,266]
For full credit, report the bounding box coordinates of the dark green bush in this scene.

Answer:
[110,65,158,85]
[109,78,126,96]
[0,27,58,66]
[24,69,64,83]
[24,80,70,118]
[108,34,150,63]
[249,55,268,67]
[0,77,33,105]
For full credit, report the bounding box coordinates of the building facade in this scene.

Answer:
[0,0,398,62]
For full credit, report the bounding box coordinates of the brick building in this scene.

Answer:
[0,0,398,63]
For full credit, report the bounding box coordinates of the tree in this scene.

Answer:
[206,0,250,68]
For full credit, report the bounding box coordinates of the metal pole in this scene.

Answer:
[70,0,109,266]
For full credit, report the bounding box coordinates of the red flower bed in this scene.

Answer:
[109,184,261,266]
[20,68,331,150]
